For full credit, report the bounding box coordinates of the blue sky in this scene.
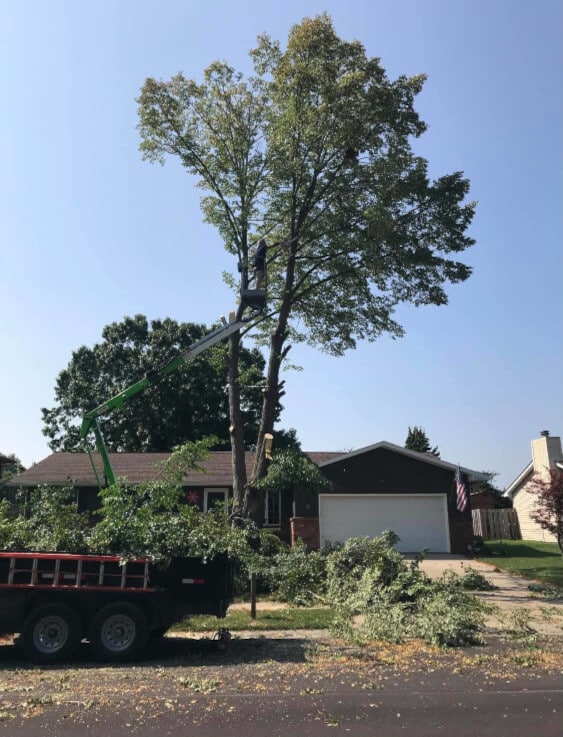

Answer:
[1,0,561,489]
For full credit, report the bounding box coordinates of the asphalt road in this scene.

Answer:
[0,629,561,736]
[1,679,561,736]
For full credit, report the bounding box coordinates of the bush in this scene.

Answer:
[269,540,327,606]
[458,566,496,591]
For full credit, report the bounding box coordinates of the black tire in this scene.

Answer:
[22,603,82,664]
[90,602,147,662]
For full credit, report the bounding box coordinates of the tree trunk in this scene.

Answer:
[227,328,247,518]
[247,239,298,520]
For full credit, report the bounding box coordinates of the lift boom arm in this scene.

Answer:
[79,316,251,489]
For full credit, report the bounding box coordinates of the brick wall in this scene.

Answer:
[290,517,320,551]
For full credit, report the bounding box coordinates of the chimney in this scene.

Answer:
[531,431,563,479]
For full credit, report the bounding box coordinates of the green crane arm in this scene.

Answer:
[79,310,260,489]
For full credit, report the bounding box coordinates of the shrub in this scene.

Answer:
[458,566,496,591]
[269,540,327,605]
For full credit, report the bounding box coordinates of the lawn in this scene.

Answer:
[479,540,563,589]
[172,607,334,632]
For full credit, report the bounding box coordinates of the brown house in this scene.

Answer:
[5,443,487,555]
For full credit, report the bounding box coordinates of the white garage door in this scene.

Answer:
[319,494,450,553]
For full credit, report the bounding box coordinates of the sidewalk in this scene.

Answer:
[405,554,562,636]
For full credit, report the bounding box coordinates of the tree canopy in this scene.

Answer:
[404,426,440,457]
[0,453,25,488]
[41,315,275,452]
[137,14,475,517]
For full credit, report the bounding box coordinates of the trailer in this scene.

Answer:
[0,551,233,663]
[0,279,267,663]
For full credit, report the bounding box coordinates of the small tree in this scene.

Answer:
[0,453,25,488]
[527,468,563,557]
[404,426,440,457]
[253,450,329,497]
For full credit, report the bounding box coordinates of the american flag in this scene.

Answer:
[455,465,468,512]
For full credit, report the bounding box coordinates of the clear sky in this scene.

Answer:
[1,0,561,489]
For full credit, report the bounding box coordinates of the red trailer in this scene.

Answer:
[0,551,233,663]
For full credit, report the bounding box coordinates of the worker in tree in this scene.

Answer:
[252,238,267,289]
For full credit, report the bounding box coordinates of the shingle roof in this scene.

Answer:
[504,462,533,498]
[317,441,489,482]
[6,451,341,488]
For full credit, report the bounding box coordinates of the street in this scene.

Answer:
[0,631,561,736]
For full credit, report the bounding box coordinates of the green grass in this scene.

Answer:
[171,607,334,632]
[479,540,563,589]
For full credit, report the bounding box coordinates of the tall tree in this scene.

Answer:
[41,315,275,452]
[404,426,440,457]
[137,14,475,518]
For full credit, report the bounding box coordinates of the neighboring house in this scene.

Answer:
[5,442,487,554]
[504,431,563,543]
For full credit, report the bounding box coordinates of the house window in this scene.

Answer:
[265,489,281,527]
[203,488,228,513]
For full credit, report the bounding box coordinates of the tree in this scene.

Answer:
[254,450,329,496]
[404,426,440,457]
[41,315,280,452]
[0,453,25,488]
[527,468,563,557]
[137,14,475,519]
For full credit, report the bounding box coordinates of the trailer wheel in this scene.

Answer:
[90,602,147,661]
[22,604,81,664]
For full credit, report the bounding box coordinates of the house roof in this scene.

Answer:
[318,441,489,482]
[4,451,341,488]
[5,443,487,488]
[504,433,563,498]
[504,462,533,499]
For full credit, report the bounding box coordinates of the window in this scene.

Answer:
[204,488,228,513]
[265,489,281,526]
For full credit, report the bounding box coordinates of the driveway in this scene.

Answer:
[414,554,563,636]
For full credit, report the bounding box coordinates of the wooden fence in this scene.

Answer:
[472,508,521,540]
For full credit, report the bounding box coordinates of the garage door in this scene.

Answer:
[319,494,450,553]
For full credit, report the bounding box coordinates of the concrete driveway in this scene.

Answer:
[414,554,563,636]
